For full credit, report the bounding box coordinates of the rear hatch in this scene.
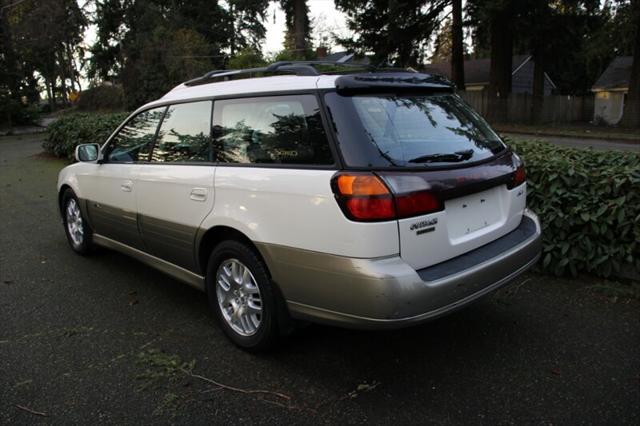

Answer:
[324,76,526,270]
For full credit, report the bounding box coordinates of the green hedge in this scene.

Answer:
[43,112,129,159]
[509,139,640,278]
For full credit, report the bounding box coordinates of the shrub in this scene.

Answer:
[76,84,125,112]
[227,47,267,69]
[508,139,640,278]
[43,112,129,159]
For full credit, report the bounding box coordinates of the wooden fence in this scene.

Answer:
[458,91,594,124]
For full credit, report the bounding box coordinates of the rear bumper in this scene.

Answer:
[257,210,542,330]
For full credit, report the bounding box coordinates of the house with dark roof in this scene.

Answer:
[424,55,556,95]
[591,56,633,125]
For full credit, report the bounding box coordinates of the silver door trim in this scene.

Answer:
[93,234,205,291]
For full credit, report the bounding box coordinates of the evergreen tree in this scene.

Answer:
[335,0,448,67]
[281,0,312,59]
[451,0,465,89]
[430,19,453,63]
[3,0,86,111]
[620,0,639,127]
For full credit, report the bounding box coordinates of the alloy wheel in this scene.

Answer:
[66,198,84,246]
[215,259,263,336]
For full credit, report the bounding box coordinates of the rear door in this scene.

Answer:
[135,101,215,272]
[82,107,166,249]
[391,173,526,270]
[324,91,526,270]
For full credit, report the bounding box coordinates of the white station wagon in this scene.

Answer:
[58,61,541,350]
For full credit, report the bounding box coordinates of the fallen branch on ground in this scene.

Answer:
[180,367,291,402]
[15,404,48,417]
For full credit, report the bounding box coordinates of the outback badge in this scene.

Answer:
[410,218,438,235]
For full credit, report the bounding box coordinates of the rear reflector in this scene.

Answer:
[508,164,526,189]
[332,173,442,222]
[395,191,442,218]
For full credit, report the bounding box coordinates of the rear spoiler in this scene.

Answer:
[335,72,455,95]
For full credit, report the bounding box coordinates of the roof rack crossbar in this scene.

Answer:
[184,66,273,86]
[182,60,409,87]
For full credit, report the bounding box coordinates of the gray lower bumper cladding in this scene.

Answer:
[258,210,542,329]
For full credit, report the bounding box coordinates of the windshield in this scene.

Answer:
[324,92,505,168]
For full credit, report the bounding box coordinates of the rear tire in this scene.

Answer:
[61,189,94,255]
[205,240,281,351]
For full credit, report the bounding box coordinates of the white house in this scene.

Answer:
[591,56,633,125]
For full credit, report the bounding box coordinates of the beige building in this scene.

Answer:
[592,56,632,125]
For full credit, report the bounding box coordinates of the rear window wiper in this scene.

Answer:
[408,149,474,164]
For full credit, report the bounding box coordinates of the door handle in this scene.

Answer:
[121,181,133,192]
[190,188,207,202]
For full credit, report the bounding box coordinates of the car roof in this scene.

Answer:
[137,61,453,113]
[165,75,333,101]
[138,74,340,113]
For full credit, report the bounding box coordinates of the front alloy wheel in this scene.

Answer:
[65,198,84,246]
[61,189,94,254]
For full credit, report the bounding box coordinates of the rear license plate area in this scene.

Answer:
[445,187,503,240]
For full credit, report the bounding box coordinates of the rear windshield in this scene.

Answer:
[324,92,505,168]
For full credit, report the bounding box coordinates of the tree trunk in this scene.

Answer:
[293,0,307,58]
[0,0,20,131]
[229,3,236,57]
[621,0,640,128]
[66,43,79,93]
[451,0,465,90]
[46,77,56,112]
[488,2,513,123]
[59,56,69,107]
[26,73,40,103]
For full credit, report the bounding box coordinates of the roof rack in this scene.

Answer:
[182,60,402,87]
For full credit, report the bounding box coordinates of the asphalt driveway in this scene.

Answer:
[1,134,638,425]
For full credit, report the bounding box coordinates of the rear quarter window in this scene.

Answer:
[212,95,334,165]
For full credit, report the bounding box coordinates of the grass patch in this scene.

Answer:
[136,349,195,391]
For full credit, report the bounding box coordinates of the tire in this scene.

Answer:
[205,240,282,351]
[61,189,94,255]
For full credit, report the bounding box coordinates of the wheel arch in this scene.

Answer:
[197,225,294,334]
[58,184,73,216]
[196,225,272,278]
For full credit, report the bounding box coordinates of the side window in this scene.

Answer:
[106,107,166,163]
[212,95,334,165]
[151,101,213,163]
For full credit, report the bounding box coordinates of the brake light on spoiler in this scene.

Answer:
[331,173,443,222]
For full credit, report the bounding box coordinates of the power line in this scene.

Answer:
[1,0,31,11]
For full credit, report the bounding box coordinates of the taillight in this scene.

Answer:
[332,173,395,221]
[508,164,526,189]
[332,173,442,222]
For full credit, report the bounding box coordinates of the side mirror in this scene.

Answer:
[75,143,101,163]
